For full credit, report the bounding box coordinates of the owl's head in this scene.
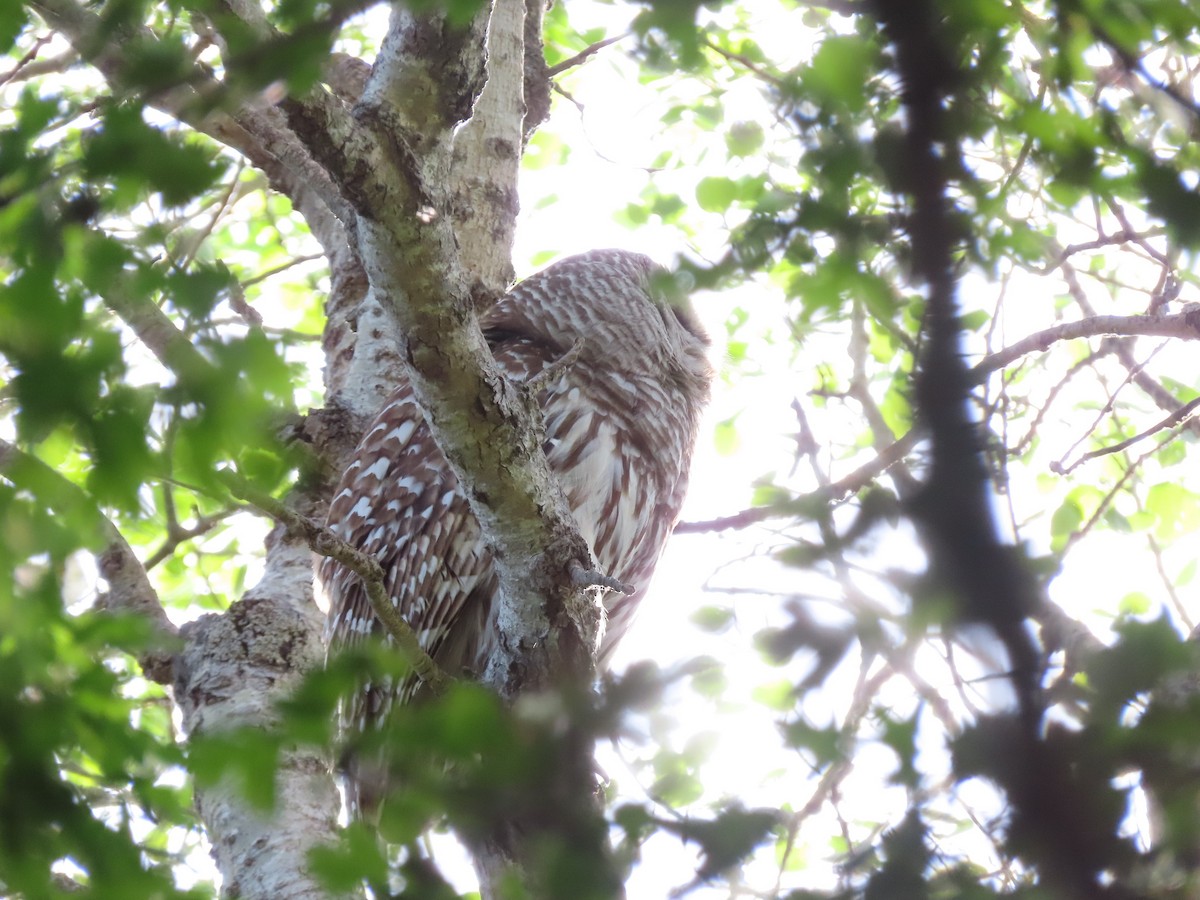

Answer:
[483,249,713,395]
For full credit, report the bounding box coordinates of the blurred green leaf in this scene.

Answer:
[696,176,739,213]
[83,106,225,207]
[803,36,875,113]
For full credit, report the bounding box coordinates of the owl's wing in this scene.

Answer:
[320,382,496,719]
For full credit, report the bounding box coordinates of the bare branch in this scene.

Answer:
[521,0,552,139]
[241,252,327,288]
[1119,339,1200,434]
[0,38,75,85]
[143,506,246,571]
[1087,18,1200,122]
[702,37,786,88]
[283,1,612,709]
[676,429,919,534]
[1036,229,1164,274]
[972,310,1200,380]
[1053,396,1200,475]
[848,298,919,496]
[98,271,217,383]
[547,34,629,77]
[1050,341,1161,474]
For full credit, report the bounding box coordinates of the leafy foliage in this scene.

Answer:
[4,0,1200,897]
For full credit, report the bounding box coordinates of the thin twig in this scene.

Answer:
[100,269,217,383]
[143,506,246,570]
[1148,534,1192,633]
[547,34,628,77]
[1088,18,1200,122]
[175,159,246,270]
[0,35,68,85]
[525,338,585,392]
[568,559,633,595]
[1010,344,1117,457]
[703,37,787,88]
[1036,229,1162,274]
[1060,443,1157,558]
[676,429,919,534]
[1049,341,1162,474]
[241,252,326,288]
[1053,395,1200,475]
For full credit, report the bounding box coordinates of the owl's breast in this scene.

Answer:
[538,370,693,654]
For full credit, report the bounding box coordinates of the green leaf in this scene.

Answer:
[754,679,798,712]
[878,709,921,789]
[1138,156,1200,246]
[1146,482,1200,540]
[308,823,389,891]
[696,176,739,213]
[688,806,778,878]
[1049,497,1083,551]
[713,415,741,455]
[614,803,654,840]
[1088,614,1189,719]
[0,3,28,54]
[803,36,875,113]
[188,729,281,810]
[781,720,842,766]
[1118,592,1152,616]
[690,605,735,633]
[960,309,990,331]
[165,264,235,319]
[83,105,225,207]
[726,121,765,157]
[651,764,703,806]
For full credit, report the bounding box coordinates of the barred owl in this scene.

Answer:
[317,249,712,815]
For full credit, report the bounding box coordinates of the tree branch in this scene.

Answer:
[143,506,246,571]
[99,271,218,384]
[547,33,629,77]
[280,6,627,894]
[1053,395,1200,475]
[220,472,452,696]
[972,310,1200,380]
[173,536,339,900]
[873,1,1115,895]
[521,0,552,141]
[683,306,1200,536]
[676,429,919,534]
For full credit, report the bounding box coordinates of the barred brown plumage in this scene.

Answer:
[316,249,712,816]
